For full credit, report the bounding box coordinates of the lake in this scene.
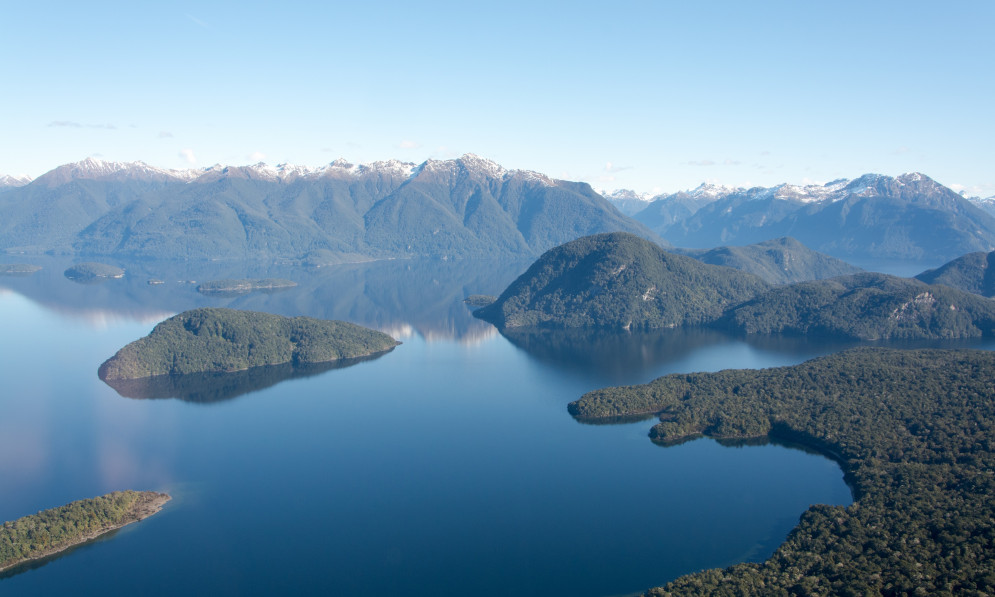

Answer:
[1,257,984,596]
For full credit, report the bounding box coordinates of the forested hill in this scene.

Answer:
[0,155,657,261]
[570,348,995,595]
[476,234,995,340]
[916,249,995,298]
[474,232,769,329]
[98,308,400,380]
[673,237,862,285]
[721,272,995,340]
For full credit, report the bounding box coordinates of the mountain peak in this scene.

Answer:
[0,173,33,188]
[34,158,194,186]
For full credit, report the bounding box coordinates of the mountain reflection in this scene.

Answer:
[500,326,732,381]
[0,256,529,341]
[101,352,393,403]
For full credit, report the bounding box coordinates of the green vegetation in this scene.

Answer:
[474,232,769,329]
[722,272,995,339]
[196,278,298,295]
[98,307,400,380]
[0,491,169,573]
[675,237,863,285]
[570,348,995,595]
[63,262,124,281]
[463,294,497,307]
[478,234,995,339]
[916,250,995,298]
[0,263,41,275]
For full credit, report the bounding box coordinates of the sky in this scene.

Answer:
[2,0,993,197]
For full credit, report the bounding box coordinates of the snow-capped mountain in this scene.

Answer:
[0,174,33,189]
[31,157,200,186]
[0,154,656,261]
[650,172,995,263]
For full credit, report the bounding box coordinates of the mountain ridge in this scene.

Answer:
[0,154,659,261]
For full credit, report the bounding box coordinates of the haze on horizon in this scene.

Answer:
[2,0,992,198]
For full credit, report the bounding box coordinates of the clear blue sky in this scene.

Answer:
[2,0,993,196]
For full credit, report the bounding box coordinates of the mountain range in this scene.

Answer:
[0,155,658,261]
[611,175,995,264]
[4,157,994,266]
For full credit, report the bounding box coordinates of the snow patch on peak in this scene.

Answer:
[773,178,851,203]
[36,158,198,186]
[688,182,739,199]
[0,173,33,187]
[458,153,507,177]
[601,189,653,202]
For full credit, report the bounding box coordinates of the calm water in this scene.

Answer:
[0,257,981,596]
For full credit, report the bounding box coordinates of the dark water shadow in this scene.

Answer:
[0,527,125,580]
[101,350,394,404]
[500,326,732,380]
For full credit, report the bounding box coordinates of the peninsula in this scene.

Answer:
[98,307,400,380]
[0,491,170,573]
[570,348,995,595]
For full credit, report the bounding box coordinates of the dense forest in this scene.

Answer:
[474,232,768,329]
[674,236,862,285]
[570,348,995,595]
[478,233,995,340]
[721,272,995,340]
[98,307,400,380]
[0,491,169,572]
[916,250,995,298]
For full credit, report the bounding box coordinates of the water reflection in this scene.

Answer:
[100,352,395,403]
[502,325,995,385]
[0,256,530,341]
[501,327,732,380]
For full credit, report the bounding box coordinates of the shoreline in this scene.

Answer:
[0,492,170,574]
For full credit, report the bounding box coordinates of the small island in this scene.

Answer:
[569,348,995,595]
[0,491,170,573]
[197,278,297,295]
[0,263,41,276]
[63,262,124,281]
[98,307,400,380]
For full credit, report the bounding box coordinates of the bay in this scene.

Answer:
[0,257,980,596]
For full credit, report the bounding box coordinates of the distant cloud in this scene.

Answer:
[320,147,335,153]
[186,14,208,28]
[179,149,197,164]
[399,140,419,149]
[723,159,742,166]
[605,161,633,173]
[247,151,266,162]
[158,131,173,138]
[48,121,116,130]
[687,159,716,166]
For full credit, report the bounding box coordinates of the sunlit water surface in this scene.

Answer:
[1,258,982,596]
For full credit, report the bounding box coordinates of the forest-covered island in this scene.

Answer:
[570,348,995,595]
[0,491,170,573]
[99,307,400,380]
[196,278,298,295]
[477,233,995,340]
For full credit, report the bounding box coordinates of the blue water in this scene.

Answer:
[1,258,971,596]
